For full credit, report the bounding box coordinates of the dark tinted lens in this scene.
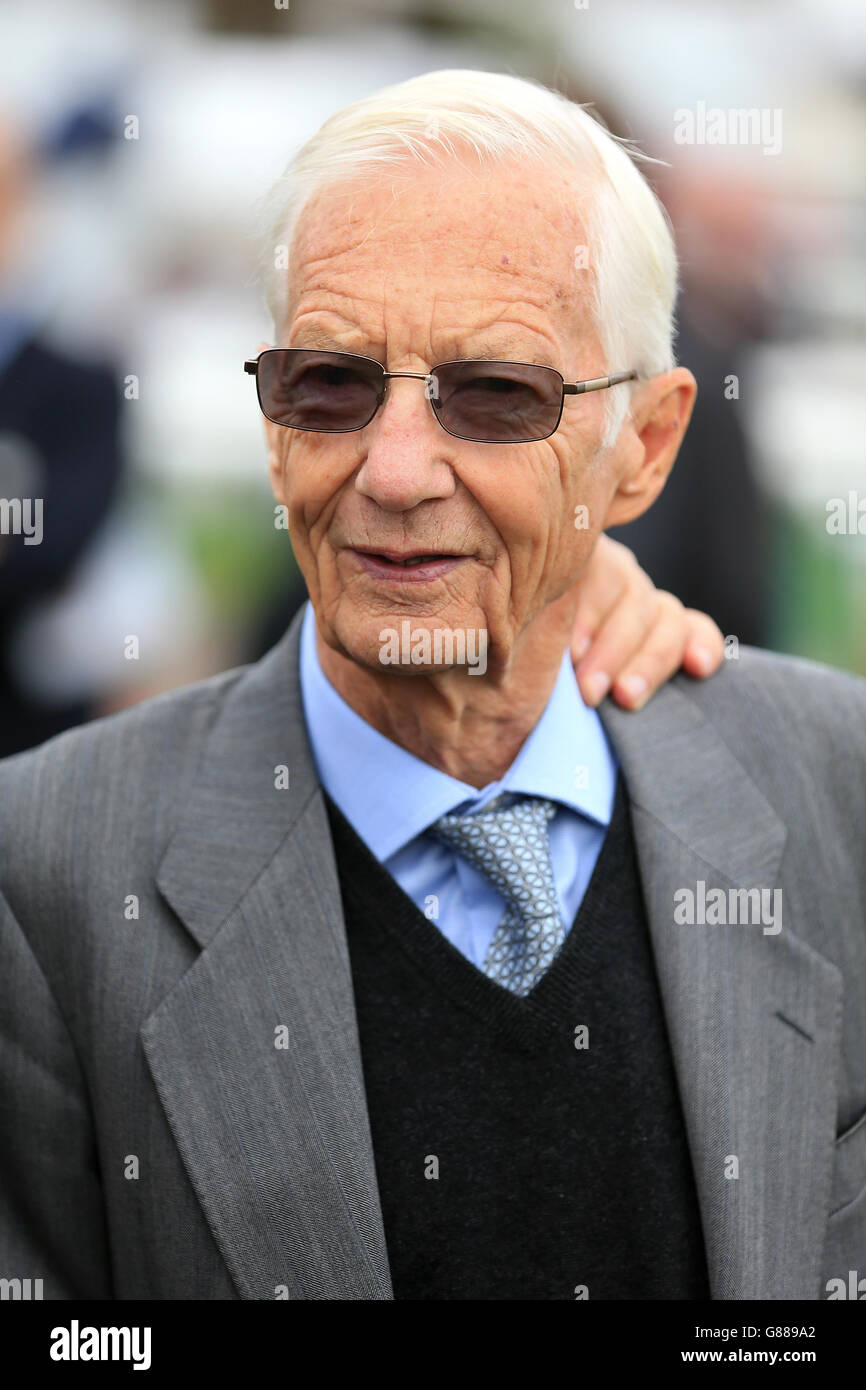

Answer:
[257,350,382,431]
[433,361,563,442]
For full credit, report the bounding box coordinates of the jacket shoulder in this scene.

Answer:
[0,661,251,873]
[671,644,866,804]
[680,644,866,724]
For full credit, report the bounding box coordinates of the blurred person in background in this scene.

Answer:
[0,113,124,756]
[578,95,771,647]
[608,309,769,646]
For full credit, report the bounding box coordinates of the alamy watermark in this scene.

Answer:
[0,1276,43,1299]
[826,491,866,535]
[674,880,782,935]
[673,103,783,156]
[826,1270,866,1299]
[50,1321,151,1371]
[0,497,42,545]
[379,621,488,675]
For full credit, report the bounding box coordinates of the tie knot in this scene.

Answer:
[429,795,559,917]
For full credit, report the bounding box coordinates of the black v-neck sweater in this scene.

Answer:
[324,775,710,1300]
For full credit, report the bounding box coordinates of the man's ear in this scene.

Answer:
[604,367,697,527]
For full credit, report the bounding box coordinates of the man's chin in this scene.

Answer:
[329,612,492,680]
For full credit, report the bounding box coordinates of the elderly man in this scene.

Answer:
[1,70,864,1304]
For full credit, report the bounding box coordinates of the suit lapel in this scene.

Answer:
[142,608,392,1299]
[601,683,843,1299]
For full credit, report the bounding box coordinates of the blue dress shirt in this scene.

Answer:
[0,310,33,376]
[298,601,618,970]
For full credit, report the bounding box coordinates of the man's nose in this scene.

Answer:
[354,377,457,512]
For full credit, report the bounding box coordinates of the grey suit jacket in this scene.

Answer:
[0,605,864,1300]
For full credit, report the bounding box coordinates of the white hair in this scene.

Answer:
[256,68,679,447]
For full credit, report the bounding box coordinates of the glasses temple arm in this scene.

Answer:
[563,370,638,395]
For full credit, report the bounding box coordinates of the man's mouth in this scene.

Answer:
[349,548,467,582]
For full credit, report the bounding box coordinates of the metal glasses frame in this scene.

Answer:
[244,348,638,443]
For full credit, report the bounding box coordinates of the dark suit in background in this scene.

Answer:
[609,314,769,646]
[0,334,122,756]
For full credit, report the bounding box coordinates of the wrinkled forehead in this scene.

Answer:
[282,154,597,355]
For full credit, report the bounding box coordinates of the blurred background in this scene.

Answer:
[0,0,863,754]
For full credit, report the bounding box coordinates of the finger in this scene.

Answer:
[575,574,658,705]
[680,608,725,677]
[609,591,693,710]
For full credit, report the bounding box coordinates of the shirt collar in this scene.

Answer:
[298,601,617,862]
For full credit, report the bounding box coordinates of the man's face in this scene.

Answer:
[267,155,628,677]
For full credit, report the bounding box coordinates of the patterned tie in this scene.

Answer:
[429,794,564,996]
